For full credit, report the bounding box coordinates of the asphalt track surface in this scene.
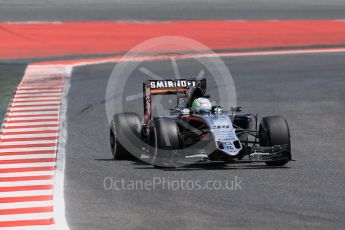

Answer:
[65,53,345,230]
[1,0,345,21]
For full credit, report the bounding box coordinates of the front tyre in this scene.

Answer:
[259,116,291,166]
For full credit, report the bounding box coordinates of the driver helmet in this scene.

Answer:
[191,97,212,113]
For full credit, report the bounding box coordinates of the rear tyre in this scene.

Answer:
[150,118,181,167]
[259,116,291,166]
[110,113,141,160]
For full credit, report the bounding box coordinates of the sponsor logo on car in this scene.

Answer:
[149,80,196,89]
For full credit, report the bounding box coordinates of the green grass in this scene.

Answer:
[0,63,27,126]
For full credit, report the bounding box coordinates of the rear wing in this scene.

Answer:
[143,79,206,95]
[143,79,206,123]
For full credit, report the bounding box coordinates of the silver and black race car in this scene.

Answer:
[110,79,292,167]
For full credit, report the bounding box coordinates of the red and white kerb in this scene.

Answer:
[0,65,67,229]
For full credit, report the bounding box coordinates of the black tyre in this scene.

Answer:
[259,116,291,166]
[150,118,181,167]
[110,113,141,160]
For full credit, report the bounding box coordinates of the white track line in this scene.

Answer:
[0,213,53,222]
[0,171,54,177]
[9,107,60,112]
[0,226,56,230]
[10,102,60,106]
[19,82,63,86]
[14,93,62,97]
[0,163,56,169]
[68,47,345,68]
[17,86,63,89]
[0,201,53,209]
[2,127,59,131]
[52,65,70,230]
[7,111,59,116]
[0,190,53,198]
[16,90,62,94]
[3,122,59,126]
[3,127,57,132]
[0,141,57,146]
[0,147,56,153]
[0,180,53,187]
[4,120,58,124]
[12,98,61,102]
[1,134,58,138]
[0,154,56,160]
[5,116,58,121]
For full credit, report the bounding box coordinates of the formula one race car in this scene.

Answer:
[110,79,292,167]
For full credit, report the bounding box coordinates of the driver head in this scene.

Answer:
[191,97,212,113]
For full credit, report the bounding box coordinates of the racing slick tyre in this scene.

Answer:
[150,118,181,167]
[110,113,141,160]
[259,116,291,166]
